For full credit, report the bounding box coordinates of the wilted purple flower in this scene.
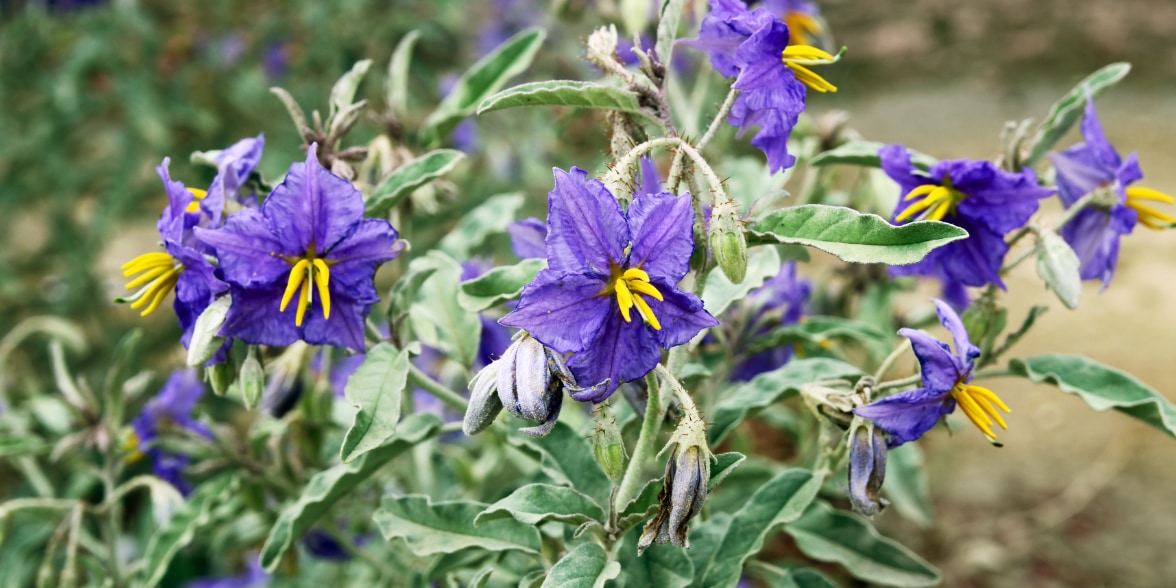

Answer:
[683,0,839,172]
[184,558,269,588]
[197,144,402,351]
[882,144,1054,291]
[1049,98,1174,287]
[854,299,1010,447]
[130,369,212,495]
[500,168,717,401]
[729,262,811,380]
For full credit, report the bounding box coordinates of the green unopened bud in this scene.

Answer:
[239,346,265,410]
[590,404,627,483]
[187,295,231,367]
[708,199,748,284]
[206,359,235,397]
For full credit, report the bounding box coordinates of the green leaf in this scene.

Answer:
[387,264,437,323]
[614,528,693,588]
[750,205,968,265]
[749,563,840,588]
[708,452,746,491]
[784,501,940,587]
[710,358,862,444]
[1035,230,1082,309]
[809,141,936,170]
[366,149,466,216]
[340,343,410,463]
[387,31,421,118]
[883,443,933,528]
[540,542,620,588]
[475,483,605,527]
[0,438,51,459]
[477,81,647,117]
[701,246,781,317]
[438,192,525,259]
[507,422,614,507]
[407,251,483,368]
[259,413,441,571]
[329,59,372,120]
[694,469,824,588]
[373,496,541,557]
[1009,354,1176,439]
[750,317,890,355]
[458,258,546,313]
[616,479,662,534]
[1024,63,1131,167]
[655,0,687,67]
[422,27,546,144]
[140,477,236,588]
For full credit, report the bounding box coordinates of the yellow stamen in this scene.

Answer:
[121,251,184,317]
[601,264,665,330]
[1125,186,1175,229]
[950,382,1011,441]
[295,279,311,327]
[785,63,837,93]
[124,264,172,289]
[904,184,938,201]
[895,184,963,223]
[615,279,635,322]
[279,250,335,326]
[280,259,310,312]
[312,259,332,320]
[781,44,836,62]
[784,11,823,47]
[781,44,839,94]
[132,267,181,316]
[121,251,173,276]
[632,293,662,331]
[184,188,208,214]
[627,279,664,301]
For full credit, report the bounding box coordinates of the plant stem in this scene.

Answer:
[873,339,911,382]
[615,372,665,507]
[697,87,739,152]
[407,362,467,411]
[874,374,922,395]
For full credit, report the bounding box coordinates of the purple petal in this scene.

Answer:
[854,387,952,447]
[880,144,931,201]
[1049,146,1113,207]
[195,211,294,289]
[499,271,611,353]
[1078,97,1122,172]
[545,167,630,275]
[636,158,664,198]
[680,0,768,78]
[262,144,364,255]
[899,328,961,394]
[155,158,195,243]
[219,286,300,347]
[507,217,548,260]
[729,97,801,172]
[300,292,370,351]
[931,298,978,367]
[936,221,1008,289]
[650,282,719,348]
[1060,205,1135,287]
[566,309,663,401]
[325,218,402,291]
[952,162,1052,235]
[205,134,265,225]
[627,191,695,281]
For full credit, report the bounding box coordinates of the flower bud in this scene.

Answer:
[206,359,235,397]
[463,361,503,436]
[708,199,748,284]
[497,334,565,438]
[590,404,627,483]
[187,295,231,367]
[847,417,889,517]
[239,346,265,410]
[585,25,620,71]
[639,410,712,553]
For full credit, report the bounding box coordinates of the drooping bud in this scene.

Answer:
[206,360,235,397]
[639,407,712,553]
[239,346,265,410]
[463,360,503,436]
[847,416,889,517]
[187,295,231,367]
[590,403,627,483]
[708,198,748,284]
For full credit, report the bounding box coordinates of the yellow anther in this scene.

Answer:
[627,279,664,301]
[312,259,332,320]
[895,184,962,223]
[784,11,823,47]
[280,259,310,313]
[782,44,835,62]
[951,382,1010,441]
[121,251,173,276]
[121,251,184,317]
[604,265,664,330]
[781,44,838,93]
[295,280,311,327]
[124,264,172,289]
[632,293,662,331]
[184,188,208,214]
[1125,186,1175,229]
[280,253,334,327]
[131,267,181,316]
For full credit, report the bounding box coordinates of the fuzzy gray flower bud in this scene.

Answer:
[239,346,265,410]
[463,360,503,436]
[639,409,712,553]
[708,198,748,284]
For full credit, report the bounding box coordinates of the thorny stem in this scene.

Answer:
[668,87,739,193]
[407,362,468,411]
[605,137,727,204]
[873,338,912,382]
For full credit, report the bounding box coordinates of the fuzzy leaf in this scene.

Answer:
[614,528,693,588]
[1024,63,1131,166]
[883,442,933,528]
[328,59,372,119]
[1010,354,1176,439]
[438,192,525,259]
[701,246,781,317]
[507,422,614,506]
[750,563,840,588]
[374,496,541,557]
[1035,230,1082,309]
[407,251,483,368]
[750,205,968,265]
[784,501,940,586]
[140,477,236,588]
[655,0,687,66]
[339,343,410,463]
[387,31,420,118]
[540,542,620,588]
[458,259,547,313]
[478,80,646,116]
[810,140,937,170]
[475,483,605,527]
[366,149,465,216]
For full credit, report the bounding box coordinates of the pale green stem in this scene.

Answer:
[874,373,922,395]
[873,339,912,382]
[668,87,739,192]
[407,362,467,411]
[614,371,664,507]
[604,137,727,204]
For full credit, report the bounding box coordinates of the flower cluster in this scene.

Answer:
[684,0,840,172]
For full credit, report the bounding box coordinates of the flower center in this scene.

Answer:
[120,251,184,316]
[781,45,838,93]
[184,188,208,214]
[783,11,822,47]
[949,380,1010,442]
[895,180,966,223]
[279,249,333,327]
[605,267,664,330]
[1124,186,1175,230]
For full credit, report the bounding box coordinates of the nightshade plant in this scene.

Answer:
[3,2,1176,587]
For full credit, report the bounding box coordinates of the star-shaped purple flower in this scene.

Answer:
[197,144,402,351]
[500,167,718,402]
[854,299,1010,447]
[881,144,1054,295]
[1049,97,1174,287]
[683,0,839,173]
[131,369,212,495]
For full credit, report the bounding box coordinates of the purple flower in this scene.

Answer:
[882,144,1054,291]
[729,262,811,380]
[130,369,212,495]
[500,168,718,401]
[683,0,839,173]
[197,145,402,351]
[508,218,548,260]
[759,0,824,46]
[1049,98,1175,287]
[183,558,268,588]
[854,299,1010,447]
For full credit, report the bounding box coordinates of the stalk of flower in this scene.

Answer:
[499,167,717,402]
[854,299,1011,447]
[195,143,403,351]
[682,0,842,173]
[881,144,1055,304]
[1049,97,1175,287]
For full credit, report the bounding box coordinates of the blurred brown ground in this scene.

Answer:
[818,2,1176,585]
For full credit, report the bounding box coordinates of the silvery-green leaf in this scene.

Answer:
[329,59,372,120]
[884,443,933,528]
[477,81,650,119]
[269,87,311,139]
[655,0,687,67]
[702,246,780,317]
[750,205,968,265]
[810,141,937,170]
[366,149,465,216]
[186,295,231,367]
[1024,63,1131,167]
[540,542,620,588]
[387,31,420,118]
[708,452,746,491]
[614,528,693,588]
[438,192,524,259]
[749,563,840,588]
[458,258,547,313]
[1035,230,1082,309]
[407,251,483,368]
[140,477,237,588]
[339,343,410,463]
[474,483,605,527]
[1010,354,1176,439]
[507,422,614,507]
[373,496,541,557]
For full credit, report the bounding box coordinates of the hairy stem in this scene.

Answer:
[873,339,912,382]
[407,362,468,411]
[615,371,665,507]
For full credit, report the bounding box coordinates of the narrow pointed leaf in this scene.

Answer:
[1010,354,1176,439]
[750,205,968,265]
[478,80,648,117]
[366,149,465,216]
[1035,230,1082,309]
[655,0,687,66]
[475,483,605,527]
[374,496,541,557]
[340,343,410,462]
[784,501,940,587]
[810,140,937,170]
[1024,63,1131,167]
[259,413,442,571]
[387,31,421,118]
[749,563,840,588]
[458,258,547,313]
[540,542,620,588]
[701,246,780,317]
[328,59,372,119]
[140,477,236,588]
